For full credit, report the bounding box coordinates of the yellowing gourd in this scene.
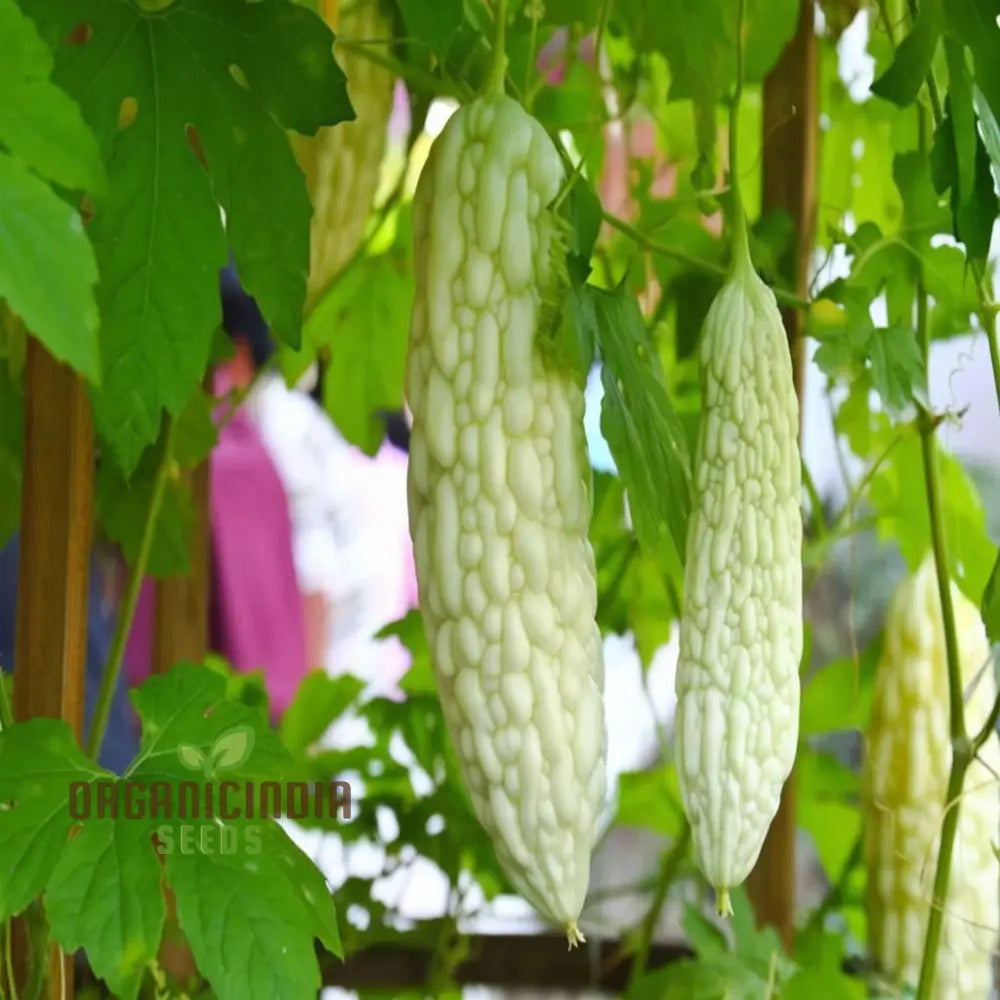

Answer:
[292,0,395,312]
[864,553,1000,999]
[673,218,803,915]
[404,91,607,946]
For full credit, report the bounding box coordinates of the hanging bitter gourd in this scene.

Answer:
[292,0,395,312]
[404,90,607,946]
[673,213,803,916]
[864,553,1000,999]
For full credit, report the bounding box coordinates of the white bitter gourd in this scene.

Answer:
[673,216,803,915]
[405,91,607,946]
[864,552,1000,999]
[292,0,395,312]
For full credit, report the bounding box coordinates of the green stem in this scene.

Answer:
[601,211,810,309]
[0,670,13,732]
[594,0,614,74]
[86,418,177,761]
[486,0,507,97]
[911,141,968,1000]
[335,39,471,101]
[801,456,827,539]
[977,287,1000,422]
[523,5,539,109]
[626,824,691,991]
[728,0,748,261]
[914,752,971,1000]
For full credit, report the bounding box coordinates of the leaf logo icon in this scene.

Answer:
[177,744,206,771]
[210,725,255,771]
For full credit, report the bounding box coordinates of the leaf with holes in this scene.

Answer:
[18,0,353,472]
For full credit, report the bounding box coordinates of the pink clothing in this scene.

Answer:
[124,406,309,720]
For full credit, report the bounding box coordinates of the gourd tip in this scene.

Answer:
[716,888,733,917]
[565,922,585,949]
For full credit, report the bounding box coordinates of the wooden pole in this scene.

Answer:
[152,459,210,673]
[745,0,817,948]
[12,338,94,997]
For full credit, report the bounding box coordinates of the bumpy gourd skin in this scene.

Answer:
[405,93,607,944]
[673,231,803,913]
[864,554,1000,1000]
[292,0,395,312]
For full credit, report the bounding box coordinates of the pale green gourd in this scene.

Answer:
[404,90,607,947]
[673,215,803,915]
[864,553,1000,999]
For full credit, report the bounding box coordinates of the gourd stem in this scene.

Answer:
[728,0,750,274]
[87,418,176,761]
[486,0,508,97]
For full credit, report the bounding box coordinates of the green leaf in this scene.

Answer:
[627,954,770,1000]
[800,652,877,735]
[0,719,110,920]
[539,0,602,22]
[943,40,977,207]
[21,0,353,471]
[981,551,1000,643]
[309,210,413,455]
[280,671,366,757]
[550,281,598,383]
[944,0,1000,161]
[128,663,292,783]
[594,288,692,561]
[615,764,686,838]
[377,611,435,695]
[811,318,927,418]
[559,173,603,279]
[682,904,729,957]
[729,887,795,978]
[783,968,866,1000]
[45,815,166,1000]
[930,111,999,268]
[0,0,104,192]
[869,434,996,604]
[799,798,862,886]
[165,818,340,1000]
[616,0,798,105]
[172,388,219,468]
[870,1,941,107]
[95,432,195,578]
[533,60,601,132]
[974,84,1000,187]
[796,744,863,883]
[396,0,463,61]
[0,152,100,381]
[868,325,928,414]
